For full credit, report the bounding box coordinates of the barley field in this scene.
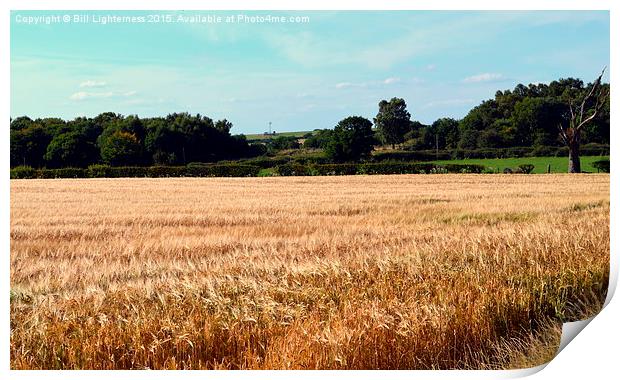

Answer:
[10,174,609,370]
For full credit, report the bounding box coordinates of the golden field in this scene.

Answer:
[10,174,609,369]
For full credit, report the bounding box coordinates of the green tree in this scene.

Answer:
[403,121,429,149]
[37,117,68,137]
[145,113,252,164]
[425,118,460,150]
[582,83,610,145]
[97,115,146,166]
[9,116,34,132]
[144,117,182,165]
[268,136,301,151]
[100,130,142,166]
[44,130,93,168]
[92,112,123,131]
[510,97,564,147]
[10,122,52,167]
[458,100,502,149]
[325,116,375,162]
[374,97,411,149]
[91,112,123,141]
[478,128,504,148]
[215,119,233,134]
[303,129,334,149]
[165,112,217,163]
[457,129,480,150]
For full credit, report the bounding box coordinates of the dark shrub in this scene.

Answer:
[16,164,260,179]
[275,164,313,176]
[208,164,260,177]
[232,157,291,169]
[274,162,486,176]
[109,166,149,178]
[503,147,533,158]
[592,159,610,173]
[35,168,87,179]
[581,143,610,156]
[87,164,113,178]
[442,164,485,174]
[148,166,186,177]
[517,164,535,174]
[184,164,259,177]
[373,150,451,162]
[312,164,359,176]
[360,163,436,175]
[291,154,331,165]
[10,166,35,179]
[530,146,561,157]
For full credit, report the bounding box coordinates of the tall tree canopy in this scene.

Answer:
[374,98,411,149]
[325,116,375,162]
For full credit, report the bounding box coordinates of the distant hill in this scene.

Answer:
[245,130,314,141]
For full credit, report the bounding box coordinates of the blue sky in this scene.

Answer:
[11,10,609,134]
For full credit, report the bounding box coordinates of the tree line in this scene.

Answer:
[306,76,609,160]
[11,74,609,170]
[10,113,261,168]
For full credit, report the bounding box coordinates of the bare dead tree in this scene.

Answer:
[558,68,609,173]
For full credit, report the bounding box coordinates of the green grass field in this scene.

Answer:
[245,131,313,140]
[431,156,609,173]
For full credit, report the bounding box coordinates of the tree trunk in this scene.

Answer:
[568,142,581,173]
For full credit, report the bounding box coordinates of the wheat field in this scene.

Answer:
[10,174,609,369]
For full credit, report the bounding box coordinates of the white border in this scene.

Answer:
[0,0,614,11]
[2,1,616,379]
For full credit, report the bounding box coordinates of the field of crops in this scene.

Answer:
[10,174,609,369]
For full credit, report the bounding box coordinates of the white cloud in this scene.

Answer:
[426,64,436,71]
[69,90,137,101]
[69,91,113,100]
[336,77,404,89]
[79,80,107,88]
[383,77,401,85]
[462,73,504,83]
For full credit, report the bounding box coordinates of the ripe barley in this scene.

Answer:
[10,174,609,369]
